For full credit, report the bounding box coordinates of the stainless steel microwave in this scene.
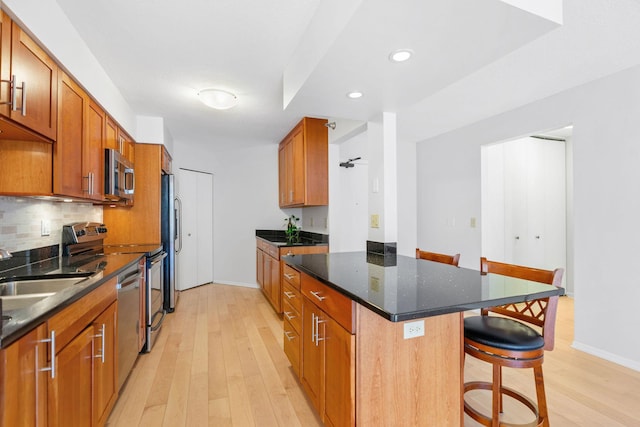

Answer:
[105,148,134,201]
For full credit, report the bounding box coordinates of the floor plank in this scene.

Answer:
[107,285,640,427]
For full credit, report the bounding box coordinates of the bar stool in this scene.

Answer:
[415,248,460,266]
[463,257,564,427]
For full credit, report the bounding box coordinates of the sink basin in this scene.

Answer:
[0,276,88,296]
[0,275,92,313]
[1,293,56,311]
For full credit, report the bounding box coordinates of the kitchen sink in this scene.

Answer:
[1,293,56,311]
[0,275,93,313]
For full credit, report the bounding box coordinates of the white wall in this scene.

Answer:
[416,64,640,371]
[172,141,286,288]
[330,134,368,253]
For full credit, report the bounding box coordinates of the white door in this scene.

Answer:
[176,168,213,291]
[482,136,566,276]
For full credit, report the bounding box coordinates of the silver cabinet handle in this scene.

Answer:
[39,330,56,378]
[283,291,295,299]
[310,312,316,344]
[314,314,325,346]
[284,273,295,280]
[7,75,26,115]
[310,291,326,302]
[284,331,296,341]
[284,311,296,321]
[175,197,183,253]
[94,323,106,364]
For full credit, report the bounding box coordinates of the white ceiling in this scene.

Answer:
[53,0,640,151]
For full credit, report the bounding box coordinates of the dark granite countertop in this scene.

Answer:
[256,229,329,247]
[0,253,143,348]
[284,252,565,322]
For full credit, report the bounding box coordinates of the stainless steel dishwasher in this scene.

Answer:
[117,261,143,390]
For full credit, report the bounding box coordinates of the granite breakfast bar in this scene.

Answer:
[283,252,564,427]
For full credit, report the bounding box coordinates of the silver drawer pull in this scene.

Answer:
[284,291,295,299]
[284,331,296,341]
[310,291,326,301]
[39,330,56,379]
[284,273,296,280]
[284,311,296,320]
[94,324,106,363]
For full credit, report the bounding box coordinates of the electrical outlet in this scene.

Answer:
[403,320,425,339]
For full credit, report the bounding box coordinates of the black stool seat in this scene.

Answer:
[464,316,544,352]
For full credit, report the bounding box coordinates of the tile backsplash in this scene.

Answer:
[0,197,102,252]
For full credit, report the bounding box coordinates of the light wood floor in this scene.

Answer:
[106,284,640,427]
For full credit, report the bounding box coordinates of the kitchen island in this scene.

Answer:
[283,252,564,426]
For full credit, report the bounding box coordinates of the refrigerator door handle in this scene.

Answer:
[175,196,183,253]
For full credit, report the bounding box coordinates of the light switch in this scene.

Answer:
[370,214,380,228]
[41,220,51,236]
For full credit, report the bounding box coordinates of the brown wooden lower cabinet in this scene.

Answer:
[47,300,118,427]
[286,269,462,427]
[255,238,328,314]
[0,323,49,427]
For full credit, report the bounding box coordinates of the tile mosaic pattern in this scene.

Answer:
[0,197,102,252]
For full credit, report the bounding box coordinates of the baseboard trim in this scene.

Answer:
[572,341,640,372]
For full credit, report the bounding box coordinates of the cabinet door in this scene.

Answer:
[301,299,325,417]
[54,71,85,198]
[269,255,281,312]
[324,318,355,427]
[105,116,118,151]
[93,302,118,427]
[289,129,305,205]
[85,100,105,200]
[48,326,94,427]
[10,22,57,140]
[0,10,11,117]
[0,323,48,427]
[278,145,286,206]
[256,248,264,288]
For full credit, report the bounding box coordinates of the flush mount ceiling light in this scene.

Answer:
[198,89,238,110]
[347,91,363,99]
[389,49,413,63]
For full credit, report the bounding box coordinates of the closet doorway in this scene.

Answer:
[481,127,571,291]
[175,168,214,291]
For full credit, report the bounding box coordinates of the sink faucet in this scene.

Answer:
[0,248,13,260]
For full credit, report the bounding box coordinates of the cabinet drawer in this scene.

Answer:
[282,281,302,313]
[267,244,279,260]
[282,264,301,289]
[48,278,117,353]
[301,273,355,333]
[283,319,301,378]
[283,298,301,333]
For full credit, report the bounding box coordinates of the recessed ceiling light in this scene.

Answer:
[347,91,363,99]
[389,49,413,63]
[198,89,239,110]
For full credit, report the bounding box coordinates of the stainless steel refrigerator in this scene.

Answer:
[161,173,178,312]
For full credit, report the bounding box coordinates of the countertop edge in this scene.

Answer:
[284,254,565,323]
[0,254,143,348]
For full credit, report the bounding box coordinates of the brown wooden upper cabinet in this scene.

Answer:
[105,116,134,164]
[0,11,58,141]
[54,71,104,201]
[278,117,328,208]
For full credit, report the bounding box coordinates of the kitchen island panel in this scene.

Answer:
[356,305,462,426]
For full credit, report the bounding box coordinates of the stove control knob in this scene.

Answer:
[98,226,108,233]
[76,230,86,237]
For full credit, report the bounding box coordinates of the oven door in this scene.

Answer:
[145,251,167,352]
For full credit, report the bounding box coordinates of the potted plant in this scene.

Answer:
[284,215,301,244]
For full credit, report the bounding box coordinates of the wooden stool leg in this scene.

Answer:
[534,365,549,427]
[492,364,501,427]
